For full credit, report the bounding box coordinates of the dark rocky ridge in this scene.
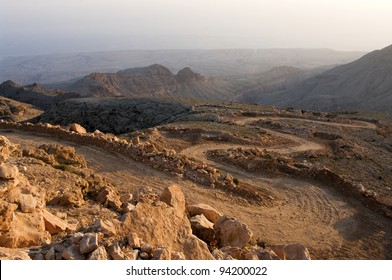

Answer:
[0,80,79,110]
[35,97,194,134]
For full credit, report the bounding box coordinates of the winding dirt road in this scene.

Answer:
[2,116,391,259]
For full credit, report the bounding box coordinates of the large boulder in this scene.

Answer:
[214,215,253,248]
[0,211,51,248]
[160,184,186,213]
[189,214,215,244]
[122,196,214,260]
[187,203,222,223]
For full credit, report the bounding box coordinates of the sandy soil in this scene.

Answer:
[2,116,391,259]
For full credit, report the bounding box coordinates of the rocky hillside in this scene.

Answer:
[34,97,195,134]
[0,80,79,110]
[63,64,235,100]
[253,44,392,113]
[0,96,42,122]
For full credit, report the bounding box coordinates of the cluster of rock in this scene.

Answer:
[5,182,311,260]
[0,120,264,204]
[0,136,76,251]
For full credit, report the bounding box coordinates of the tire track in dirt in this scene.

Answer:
[179,117,391,259]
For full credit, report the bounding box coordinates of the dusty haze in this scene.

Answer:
[1,0,392,57]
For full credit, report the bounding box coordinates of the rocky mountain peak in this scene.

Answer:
[0,80,20,90]
[176,67,205,83]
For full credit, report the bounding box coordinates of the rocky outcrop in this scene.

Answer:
[0,136,73,249]
[35,97,192,134]
[122,186,214,260]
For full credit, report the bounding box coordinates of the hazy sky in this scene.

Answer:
[0,0,391,57]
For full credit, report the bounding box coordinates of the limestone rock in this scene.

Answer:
[160,184,186,212]
[0,247,31,260]
[171,252,186,260]
[245,252,259,260]
[189,214,215,243]
[96,186,122,211]
[62,244,86,260]
[212,249,235,260]
[268,243,311,260]
[152,247,171,260]
[182,235,215,260]
[70,232,84,244]
[0,163,19,180]
[0,136,16,163]
[94,219,117,237]
[258,248,280,260]
[43,210,69,234]
[19,194,37,213]
[0,211,51,248]
[69,123,87,134]
[122,196,214,260]
[80,233,99,254]
[127,232,141,248]
[141,243,153,254]
[187,203,222,223]
[108,243,127,260]
[125,249,139,260]
[0,201,18,231]
[214,215,253,248]
[88,246,109,260]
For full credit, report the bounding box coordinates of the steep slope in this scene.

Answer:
[0,96,42,121]
[63,64,234,100]
[237,66,309,103]
[254,44,392,113]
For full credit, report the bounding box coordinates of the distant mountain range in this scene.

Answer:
[58,64,235,100]
[250,44,392,113]
[0,49,365,85]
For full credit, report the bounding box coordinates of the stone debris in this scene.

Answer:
[62,244,86,260]
[42,210,69,234]
[88,246,109,260]
[79,233,99,254]
[107,243,127,260]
